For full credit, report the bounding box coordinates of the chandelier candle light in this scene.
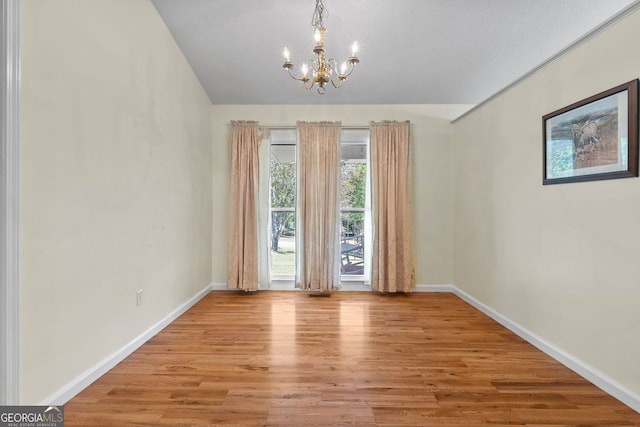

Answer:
[282,0,359,94]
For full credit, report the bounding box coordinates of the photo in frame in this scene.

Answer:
[543,79,638,185]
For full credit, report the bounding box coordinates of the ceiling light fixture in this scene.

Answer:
[282,0,359,94]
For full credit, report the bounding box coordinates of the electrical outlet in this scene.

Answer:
[136,289,143,307]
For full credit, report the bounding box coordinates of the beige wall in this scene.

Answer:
[211,104,471,286]
[453,10,640,397]
[20,0,212,403]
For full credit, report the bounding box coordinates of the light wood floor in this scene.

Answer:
[65,291,640,426]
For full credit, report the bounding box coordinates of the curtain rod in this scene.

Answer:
[227,123,370,130]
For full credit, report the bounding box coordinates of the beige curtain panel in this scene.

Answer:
[227,121,261,291]
[370,120,415,293]
[296,121,341,292]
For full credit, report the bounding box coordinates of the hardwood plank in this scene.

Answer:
[63,291,640,426]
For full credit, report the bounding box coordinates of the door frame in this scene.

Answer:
[1,0,21,405]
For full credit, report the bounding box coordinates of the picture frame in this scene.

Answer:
[543,79,638,185]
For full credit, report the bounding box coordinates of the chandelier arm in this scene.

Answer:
[336,61,356,79]
[327,58,337,76]
[285,66,310,83]
[303,79,315,91]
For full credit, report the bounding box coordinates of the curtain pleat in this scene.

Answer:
[370,120,415,293]
[227,121,261,291]
[296,121,341,292]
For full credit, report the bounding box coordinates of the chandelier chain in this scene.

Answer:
[311,0,327,28]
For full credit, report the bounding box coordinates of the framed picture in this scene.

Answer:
[543,79,638,185]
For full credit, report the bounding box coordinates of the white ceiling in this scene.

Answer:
[151,0,640,105]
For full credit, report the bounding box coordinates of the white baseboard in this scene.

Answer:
[40,283,214,405]
[415,284,455,292]
[339,282,370,291]
[210,282,228,291]
[267,282,297,291]
[451,286,640,413]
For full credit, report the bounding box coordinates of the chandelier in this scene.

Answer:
[282,0,359,94]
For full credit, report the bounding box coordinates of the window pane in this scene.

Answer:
[340,211,364,275]
[271,211,296,276]
[340,148,367,209]
[270,146,296,208]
